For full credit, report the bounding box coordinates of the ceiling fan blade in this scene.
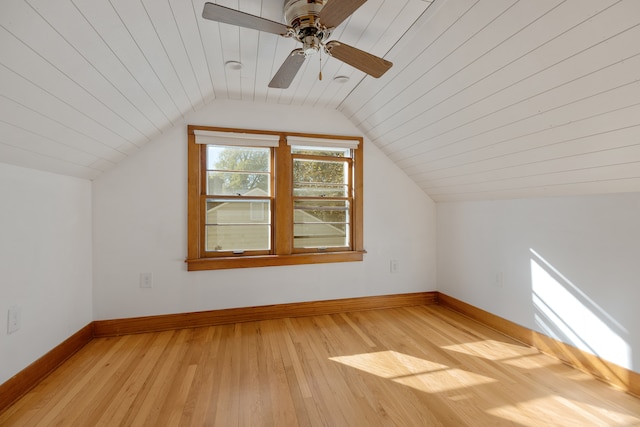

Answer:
[202,2,290,36]
[325,41,392,78]
[319,0,368,29]
[269,49,306,88]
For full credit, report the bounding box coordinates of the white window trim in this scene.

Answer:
[194,130,280,147]
[286,135,359,149]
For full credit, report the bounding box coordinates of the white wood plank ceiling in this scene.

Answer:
[1,0,640,202]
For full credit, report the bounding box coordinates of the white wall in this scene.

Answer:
[437,193,640,373]
[92,100,437,320]
[0,163,93,384]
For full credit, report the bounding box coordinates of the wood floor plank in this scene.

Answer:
[128,329,190,426]
[34,335,138,426]
[2,305,640,426]
[261,320,299,427]
[0,336,115,426]
[271,318,318,427]
[188,325,225,426]
[112,330,177,426]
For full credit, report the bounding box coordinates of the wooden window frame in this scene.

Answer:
[186,125,364,271]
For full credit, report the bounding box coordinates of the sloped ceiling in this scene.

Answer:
[1,0,639,202]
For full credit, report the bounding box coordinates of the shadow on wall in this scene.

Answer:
[530,248,630,371]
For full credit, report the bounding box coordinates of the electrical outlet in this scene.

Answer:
[7,305,21,334]
[140,273,153,288]
[390,259,400,273]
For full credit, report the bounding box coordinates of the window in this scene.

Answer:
[187,126,364,270]
[204,145,272,254]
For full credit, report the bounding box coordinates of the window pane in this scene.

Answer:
[205,225,271,251]
[206,146,270,195]
[293,158,347,197]
[294,200,349,248]
[207,172,270,196]
[291,146,350,157]
[294,224,349,248]
[293,182,347,197]
[207,146,269,172]
[206,200,270,225]
[206,199,271,251]
[294,200,348,223]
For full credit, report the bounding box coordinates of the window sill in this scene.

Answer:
[186,251,365,271]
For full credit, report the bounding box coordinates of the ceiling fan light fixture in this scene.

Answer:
[302,35,321,56]
[225,60,243,70]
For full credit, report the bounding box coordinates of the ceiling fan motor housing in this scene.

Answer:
[284,0,330,56]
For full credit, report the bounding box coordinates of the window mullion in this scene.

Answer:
[274,136,292,255]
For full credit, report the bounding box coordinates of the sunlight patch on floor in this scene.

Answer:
[500,353,562,370]
[442,340,535,361]
[487,395,640,427]
[330,350,497,393]
[443,342,564,370]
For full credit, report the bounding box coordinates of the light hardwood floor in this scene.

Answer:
[2,305,639,426]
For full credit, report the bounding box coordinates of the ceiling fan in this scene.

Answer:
[202,0,393,88]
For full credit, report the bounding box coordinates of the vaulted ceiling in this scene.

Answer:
[1,0,639,201]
